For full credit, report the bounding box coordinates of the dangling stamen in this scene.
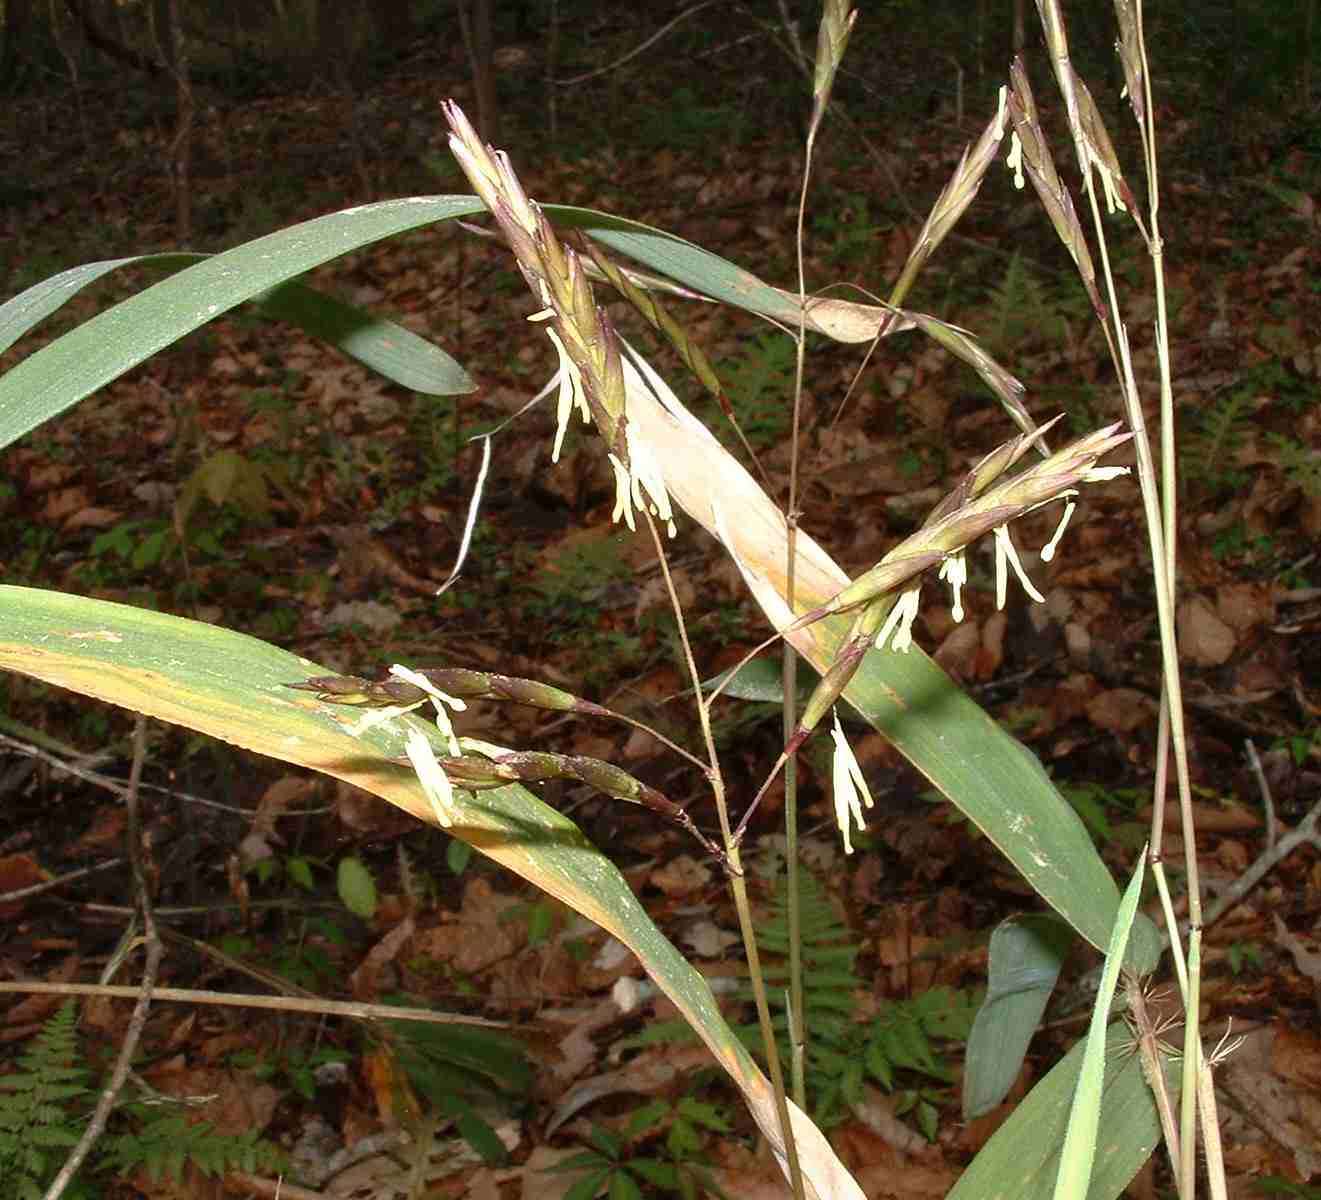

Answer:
[994,525,1045,609]
[876,586,922,652]
[403,727,458,829]
[938,551,969,622]
[830,710,874,855]
[1040,497,1076,563]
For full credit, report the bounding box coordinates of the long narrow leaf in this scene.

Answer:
[963,914,1073,1119]
[2,199,1019,450]
[0,584,861,1200]
[0,253,473,396]
[1053,852,1146,1200]
[622,346,1160,969]
[947,1023,1175,1200]
[0,198,484,448]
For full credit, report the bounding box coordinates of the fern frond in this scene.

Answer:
[0,1001,89,1195]
[1183,391,1251,492]
[100,1108,285,1182]
[1266,432,1321,497]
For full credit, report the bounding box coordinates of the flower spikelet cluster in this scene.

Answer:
[443,102,674,536]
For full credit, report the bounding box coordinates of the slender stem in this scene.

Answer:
[0,857,125,904]
[643,512,806,1200]
[1133,3,1214,1192]
[0,981,509,1027]
[1201,794,1321,930]
[778,91,820,1124]
[45,718,159,1200]
[1125,975,1182,1194]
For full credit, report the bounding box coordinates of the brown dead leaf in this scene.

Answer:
[635,567,694,621]
[709,1158,802,1200]
[351,914,416,1002]
[856,1161,960,1199]
[335,780,417,837]
[621,723,663,760]
[577,934,640,993]
[1050,554,1131,590]
[329,524,435,595]
[1273,915,1321,1010]
[3,954,80,1031]
[43,486,91,523]
[649,853,711,897]
[1086,687,1156,734]
[817,442,938,498]
[0,853,47,919]
[251,775,313,837]
[1178,595,1238,666]
[1236,656,1290,695]
[412,877,522,976]
[932,620,980,680]
[25,462,79,490]
[520,1145,599,1200]
[1215,838,1251,874]
[62,505,122,530]
[1063,620,1092,666]
[1221,1026,1321,1179]
[680,918,740,958]
[546,1047,711,1137]
[905,385,952,432]
[1272,1026,1321,1091]
[363,1046,423,1126]
[1218,582,1277,630]
[71,804,126,855]
[979,609,1007,677]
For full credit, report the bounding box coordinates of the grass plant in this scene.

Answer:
[0,2,1236,1197]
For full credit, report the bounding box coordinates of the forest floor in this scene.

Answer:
[2,24,1321,1200]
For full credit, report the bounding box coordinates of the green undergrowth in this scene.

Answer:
[623,869,979,1138]
[0,1002,284,1198]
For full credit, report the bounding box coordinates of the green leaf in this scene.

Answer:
[963,915,1073,1119]
[589,1124,623,1161]
[447,837,473,875]
[878,1014,937,1074]
[916,1099,939,1142]
[254,280,474,395]
[0,587,842,1195]
[947,1023,1172,1200]
[0,200,484,450]
[702,654,820,704]
[610,1168,645,1200]
[526,900,555,945]
[627,1158,680,1189]
[286,856,316,891]
[545,206,795,323]
[0,252,475,397]
[542,1150,609,1174]
[623,1100,670,1140]
[853,654,1155,963]
[0,199,784,454]
[391,1018,533,1098]
[864,1039,894,1090]
[1052,854,1146,1200]
[456,1110,509,1165]
[336,857,377,919]
[562,1169,611,1200]
[675,1097,732,1133]
[615,342,1163,973]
